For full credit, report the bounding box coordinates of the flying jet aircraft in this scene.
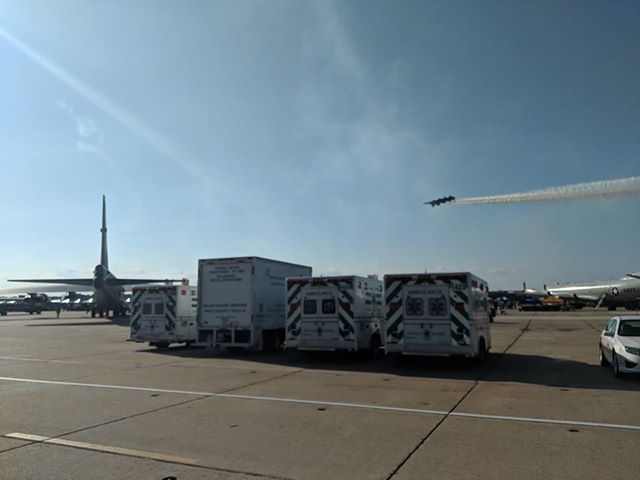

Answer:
[424,195,456,207]
[10,196,177,318]
[546,273,640,310]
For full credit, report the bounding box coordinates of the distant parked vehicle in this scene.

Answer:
[599,316,640,377]
[0,293,52,315]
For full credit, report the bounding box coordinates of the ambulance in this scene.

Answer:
[286,275,384,354]
[129,283,197,348]
[384,272,491,362]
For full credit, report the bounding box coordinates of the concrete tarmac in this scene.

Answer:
[0,310,639,479]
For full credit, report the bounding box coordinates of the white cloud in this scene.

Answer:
[57,99,114,167]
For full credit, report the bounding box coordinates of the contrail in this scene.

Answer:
[0,27,221,196]
[428,177,640,207]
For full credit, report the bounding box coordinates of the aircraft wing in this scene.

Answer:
[106,278,180,286]
[8,278,94,286]
[573,294,602,302]
[551,291,601,302]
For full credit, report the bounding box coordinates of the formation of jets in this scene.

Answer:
[424,195,456,207]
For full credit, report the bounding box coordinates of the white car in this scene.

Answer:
[599,316,640,377]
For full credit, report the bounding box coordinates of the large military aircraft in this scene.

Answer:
[546,273,640,310]
[10,196,177,318]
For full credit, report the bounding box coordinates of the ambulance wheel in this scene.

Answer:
[369,334,382,359]
[154,341,170,350]
[91,309,96,318]
[473,338,487,365]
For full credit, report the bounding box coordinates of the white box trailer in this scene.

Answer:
[197,257,311,350]
[384,272,491,362]
[129,284,198,348]
[285,275,384,354]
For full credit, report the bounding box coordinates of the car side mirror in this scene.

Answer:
[604,331,614,337]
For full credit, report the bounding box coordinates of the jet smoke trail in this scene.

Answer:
[452,177,640,206]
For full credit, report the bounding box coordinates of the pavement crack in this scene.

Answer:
[500,318,533,356]
[215,368,306,396]
[0,396,208,458]
[386,317,532,479]
[0,366,306,458]
[583,320,601,333]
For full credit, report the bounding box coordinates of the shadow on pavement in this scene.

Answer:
[141,345,640,392]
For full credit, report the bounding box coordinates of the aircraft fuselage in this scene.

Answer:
[548,276,640,308]
[92,264,127,316]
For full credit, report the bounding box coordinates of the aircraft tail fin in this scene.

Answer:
[101,195,108,269]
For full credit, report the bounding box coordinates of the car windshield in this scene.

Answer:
[618,320,640,337]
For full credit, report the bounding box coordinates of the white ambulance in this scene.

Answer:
[285,275,384,354]
[384,272,491,362]
[129,284,198,348]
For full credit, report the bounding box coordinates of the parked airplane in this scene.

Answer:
[9,196,177,318]
[546,273,640,310]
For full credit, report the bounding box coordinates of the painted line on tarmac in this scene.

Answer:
[5,432,198,465]
[447,411,640,430]
[217,392,447,415]
[2,376,640,432]
[0,356,84,364]
[0,376,217,397]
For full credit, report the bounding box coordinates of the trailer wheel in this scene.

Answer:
[262,330,282,352]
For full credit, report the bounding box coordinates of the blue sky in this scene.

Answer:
[1,0,639,291]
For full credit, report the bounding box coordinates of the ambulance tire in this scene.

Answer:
[473,338,487,365]
[154,341,170,350]
[369,334,382,359]
[91,309,96,318]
